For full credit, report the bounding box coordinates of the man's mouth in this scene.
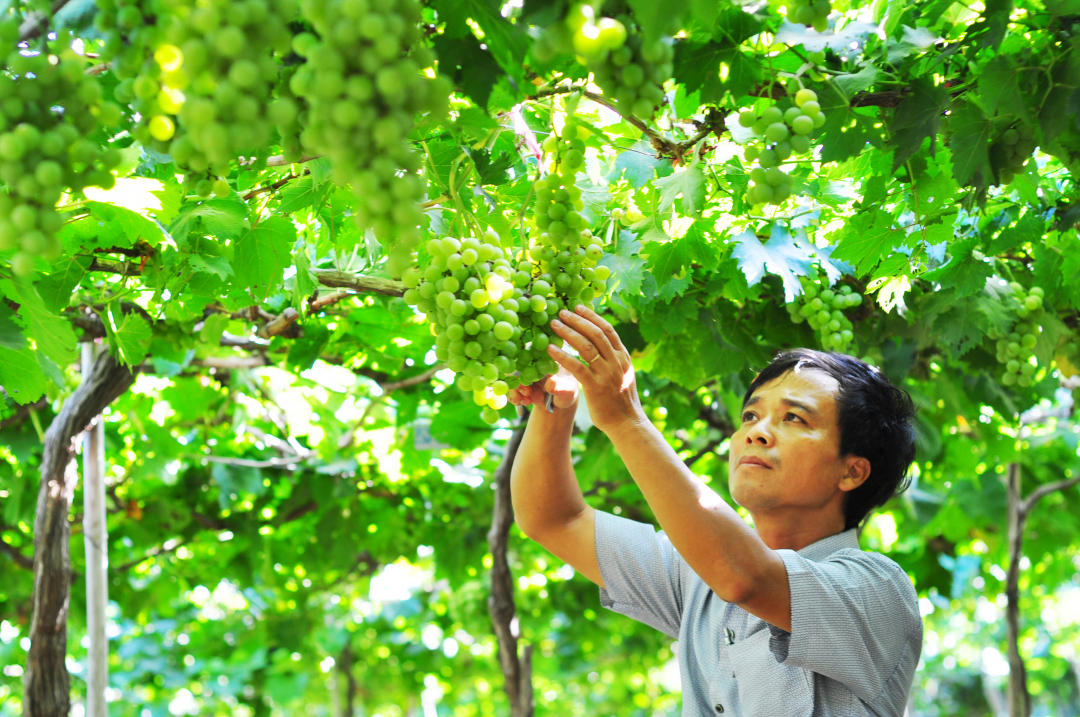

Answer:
[738,456,773,468]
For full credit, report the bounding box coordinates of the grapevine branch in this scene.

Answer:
[0,535,34,570]
[487,418,533,717]
[1004,464,1080,717]
[84,258,406,297]
[18,0,71,42]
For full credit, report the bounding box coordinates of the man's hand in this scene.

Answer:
[507,365,580,410]
[544,304,645,434]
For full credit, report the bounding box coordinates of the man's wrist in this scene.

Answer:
[601,408,651,440]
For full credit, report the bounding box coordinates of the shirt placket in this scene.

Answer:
[710,603,741,715]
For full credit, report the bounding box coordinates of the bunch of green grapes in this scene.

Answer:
[991,123,1036,186]
[588,27,673,121]
[989,283,1045,387]
[290,0,450,250]
[0,36,122,276]
[533,3,626,61]
[401,120,611,425]
[531,120,610,306]
[403,231,545,425]
[99,0,297,196]
[738,88,826,207]
[787,275,863,353]
[269,66,308,165]
[789,0,832,32]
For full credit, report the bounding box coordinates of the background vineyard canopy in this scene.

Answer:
[1,0,1080,714]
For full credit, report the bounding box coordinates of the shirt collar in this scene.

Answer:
[796,528,860,562]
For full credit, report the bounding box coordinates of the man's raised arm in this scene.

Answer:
[508,372,605,587]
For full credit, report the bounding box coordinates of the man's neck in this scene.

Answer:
[751,512,849,552]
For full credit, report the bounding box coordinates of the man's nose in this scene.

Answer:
[745,418,775,445]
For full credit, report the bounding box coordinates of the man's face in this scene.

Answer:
[728,368,858,521]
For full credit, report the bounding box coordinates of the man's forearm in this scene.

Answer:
[606,415,785,606]
[510,403,586,537]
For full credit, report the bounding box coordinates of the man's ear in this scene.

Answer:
[838,456,871,493]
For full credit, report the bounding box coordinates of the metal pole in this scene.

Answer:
[82,341,108,717]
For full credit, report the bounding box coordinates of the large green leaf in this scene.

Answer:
[10,281,77,369]
[0,346,46,404]
[108,310,153,367]
[922,235,994,298]
[654,165,706,218]
[233,217,298,302]
[829,210,899,275]
[889,77,949,170]
[730,225,814,302]
[948,103,993,188]
[598,231,645,296]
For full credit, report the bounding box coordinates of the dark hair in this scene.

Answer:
[742,349,917,531]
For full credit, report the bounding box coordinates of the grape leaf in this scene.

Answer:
[293,244,317,314]
[654,165,706,218]
[730,225,814,302]
[199,313,230,346]
[628,0,673,42]
[652,329,708,389]
[598,231,645,296]
[644,241,688,291]
[0,347,46,405]
[889,76,949,170]
[609,140,671,189]
[433,0,529,84]
[975,293,1013,335]
[886,26,940,63]
[816,83,876,163]
[277,175,329,215]
[187,254,233,279]
[1039,47,1080,143]
[673,41,761,103]
[829,209,898,274]
[108,311,153,367]
[830,64,880,101]
[170,197,250,246]
[978,55,1032,123]
[0,304,25,350]
[151,181,184,226]
[989,210,1044,254]
[683,220,720,272]
[576,176,612,225]
[929,294,989,357]
[775,20,878,52]
[948,103,993,188]
[712,5,763,45]
[87,202,166,247]
[11,281,77,369]
[432,34,503,109]
[1034,310,1067,367]
[233,217,298,302]
[922,235,993,298]
[39,257,93,315]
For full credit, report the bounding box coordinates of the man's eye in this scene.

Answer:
[787,413,803,422]
[741,412,756,422]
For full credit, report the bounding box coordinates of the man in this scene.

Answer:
[508,303,922,716]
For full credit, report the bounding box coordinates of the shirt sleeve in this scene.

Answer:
[594,510,684,638]
[768,549,923,706]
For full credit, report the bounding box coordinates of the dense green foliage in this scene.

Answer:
[2,0,1080,714]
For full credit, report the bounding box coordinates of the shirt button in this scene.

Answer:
[714,704,724,713]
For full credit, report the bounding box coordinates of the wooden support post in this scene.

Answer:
[82,342,109,717]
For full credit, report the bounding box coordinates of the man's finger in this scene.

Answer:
[574,303,627,355]
[558,309,616,361]
[551,318,608,364]
[547,344,590,384]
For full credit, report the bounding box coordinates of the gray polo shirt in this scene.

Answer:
[595,510,922,716]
